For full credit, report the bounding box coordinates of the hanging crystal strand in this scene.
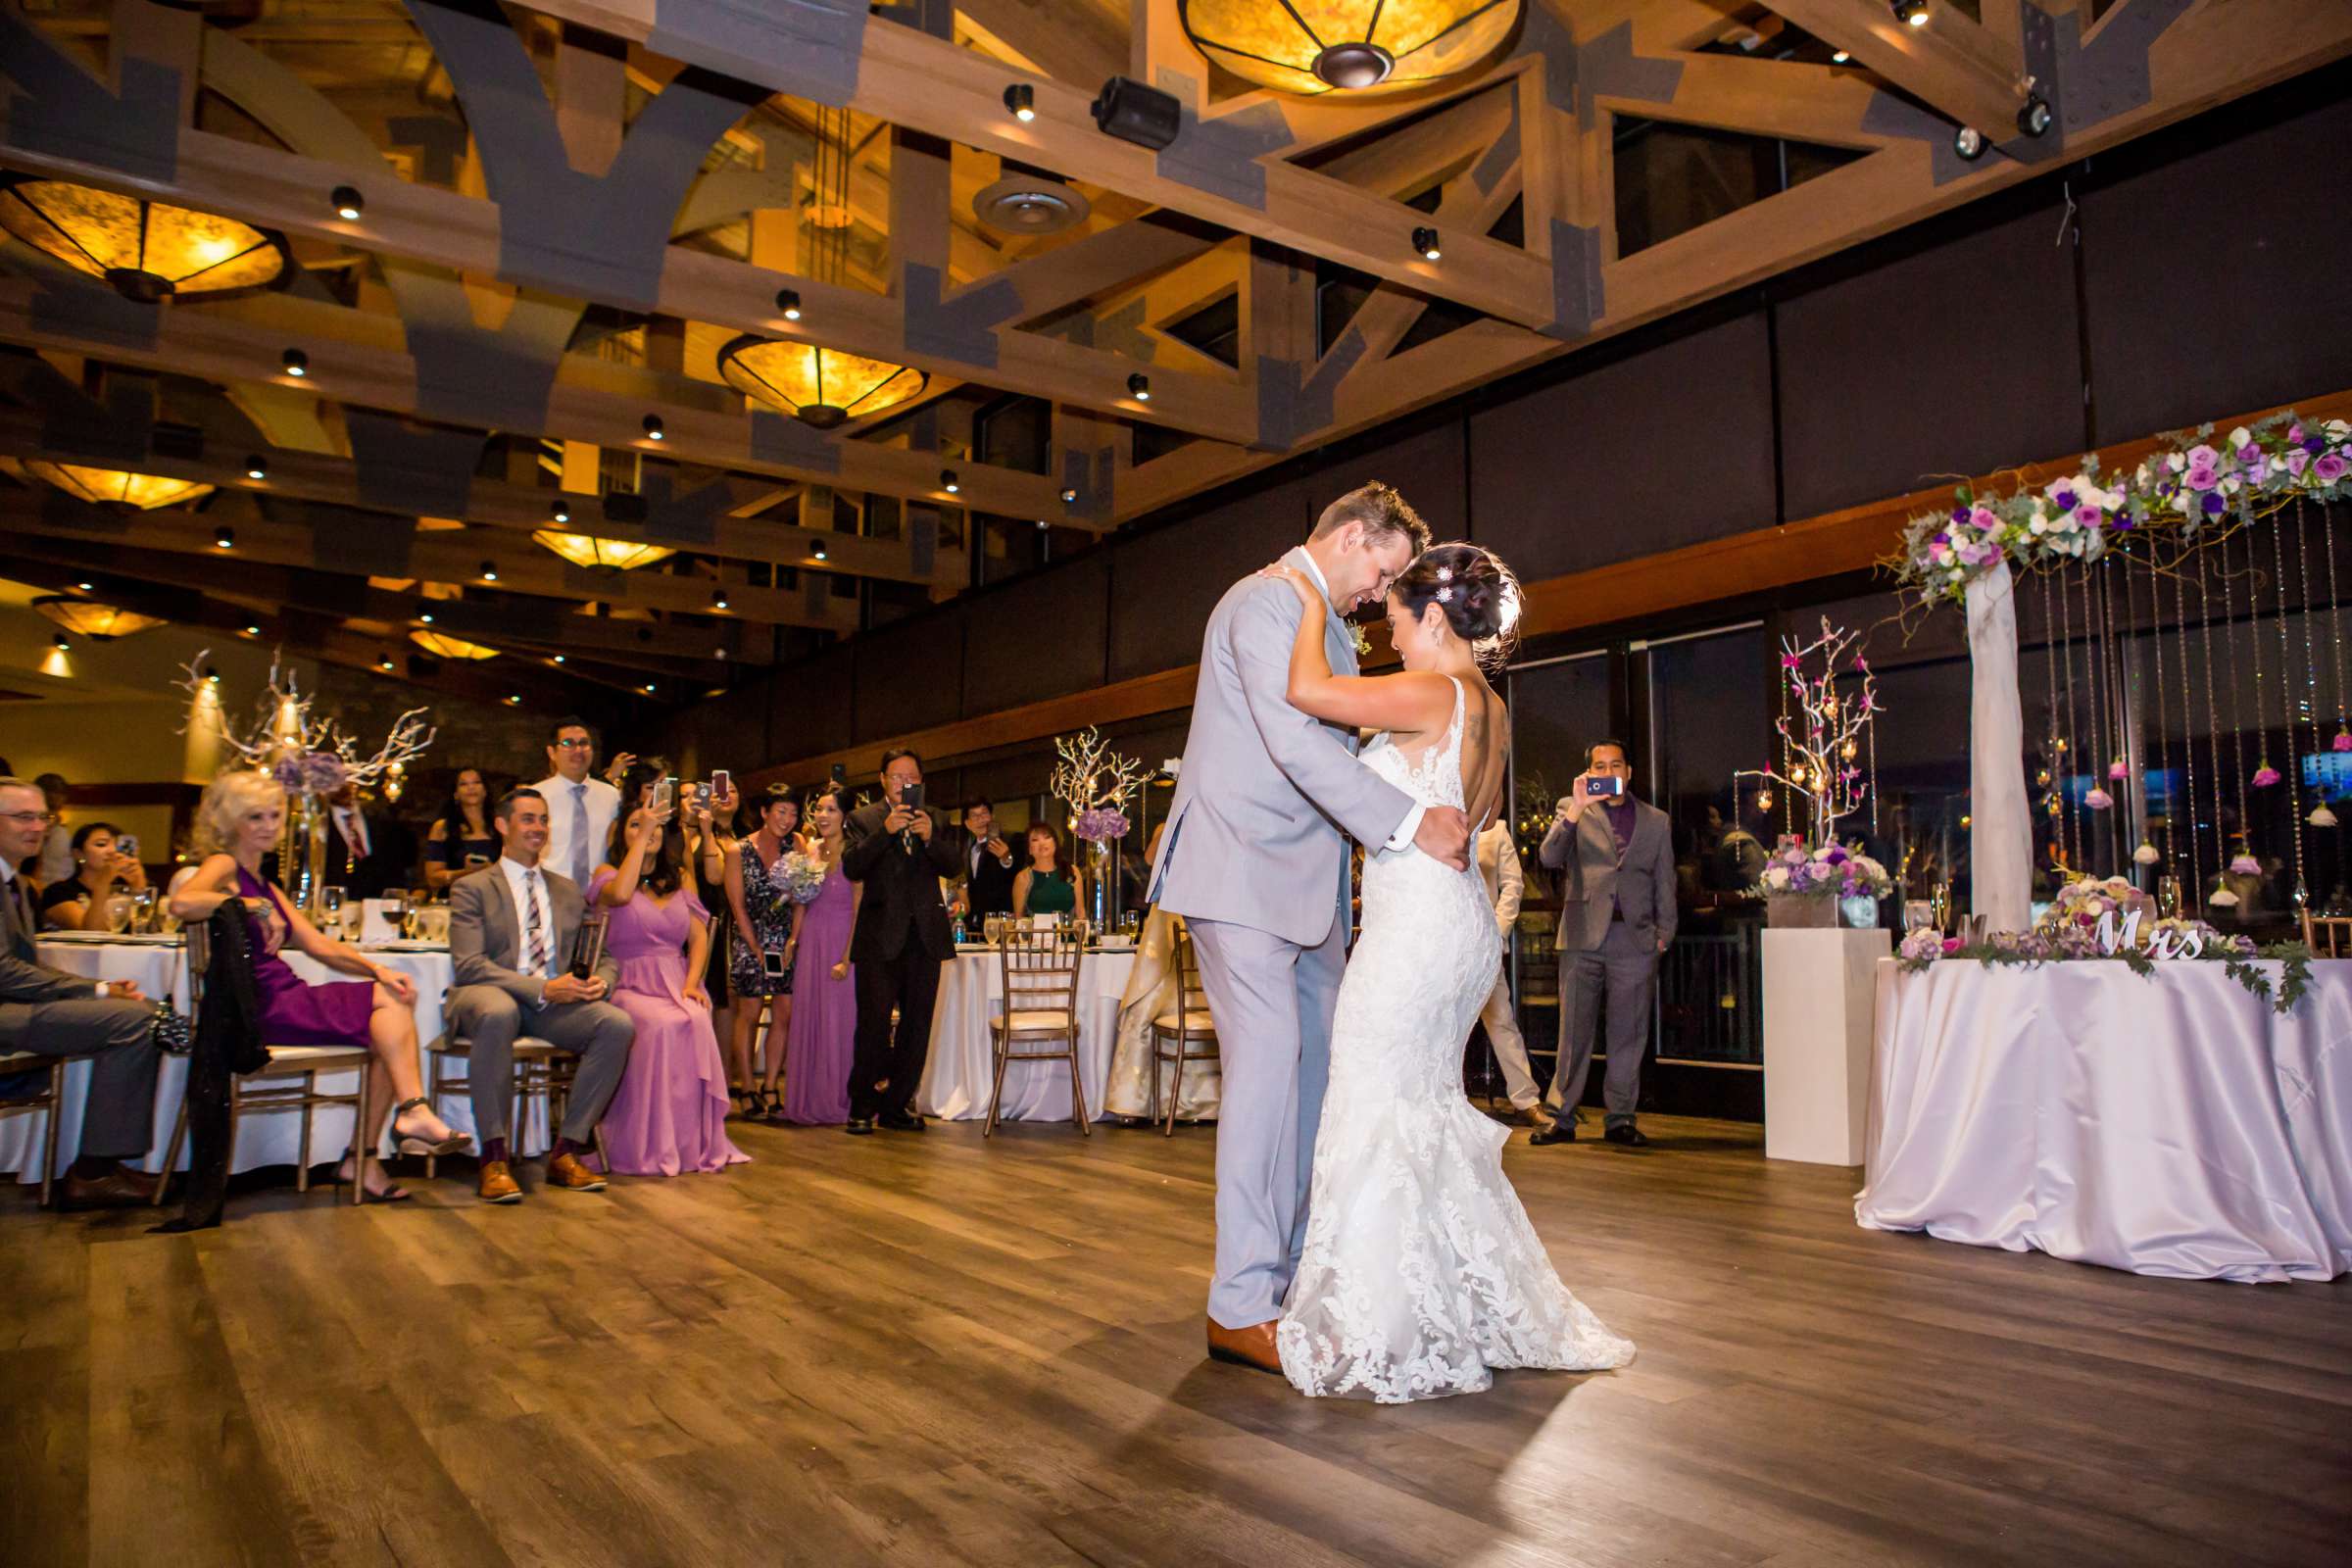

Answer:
[2058,560,2082,872]
[2326,497,2351,747]
[2037,570,2062,872]
[2273,513,2309,911]
[2098,554,2136,882]
[2196,547,2232,905]
[2132,544,2169,884]
[2218,530,2254,883]
[2082,559,2114,872]
[2170,555,2202,908]
[2297,500,2325,762]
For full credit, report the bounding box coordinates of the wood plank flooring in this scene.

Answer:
[5,1111,2347,1568]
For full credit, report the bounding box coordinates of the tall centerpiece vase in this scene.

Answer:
[1088,840,1111,932]
[290,794,329,917]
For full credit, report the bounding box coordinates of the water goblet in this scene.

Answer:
[105,894,134,935]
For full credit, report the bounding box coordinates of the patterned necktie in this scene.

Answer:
[523,869,549,976]
[567,783,591,889]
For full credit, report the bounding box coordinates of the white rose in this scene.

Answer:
[2228,426,2252,450]
[2168,452,2186,471]
[2029,517,2047,535]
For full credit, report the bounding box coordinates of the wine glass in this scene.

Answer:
[105,894,134,935]
[131,889,158,934]
[320,886,346,940]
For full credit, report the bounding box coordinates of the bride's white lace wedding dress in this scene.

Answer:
[1277,677,1636,1403]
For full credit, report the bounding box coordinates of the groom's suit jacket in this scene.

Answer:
[1150,545,1414,949]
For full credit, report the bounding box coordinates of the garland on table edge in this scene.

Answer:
[1896,931,2312,1014]
[1889,411,2352,604]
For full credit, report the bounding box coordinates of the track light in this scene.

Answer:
[553,654,565,664]
[550,499,570,524]
[941,468,959,494]
[811,542,828,562]
[1004,83,1036,122]
[1059,487,1079,504]
[1891,0,1930,25]
[378,653,395,671]
[205,666,220,684]
[2017,94,2053,138]
[714,646,728,660]
[330,184,364,220]
[213,523,234,549]
[419,610,435,623]
[711,587,729,610]
[1128,372,1151,402]
[775,287,802,320]
[1413,225,1441,261]
[53,633,70,652]
[75,580,93,591]
[480,561,498,581]
[1036,517,1050,531]
[281,347,308,377]
[506,694,521,706]
[245,454,267,480]
[243,623,259,635]
[643,682,657,694]
[642,413,664,440]
[1831,49,1850,64]
[1953,125,1987,161]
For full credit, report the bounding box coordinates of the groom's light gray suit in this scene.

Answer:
[1150,546,1416,1329]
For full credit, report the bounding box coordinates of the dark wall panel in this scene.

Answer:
[1308,420,1469,543]
[1778,199,2083,518]
[774,642,856,760]
[1107,477,1312,684]
[962,548,1108,715]
[1467,313,1775,582]
[2082,90,2352,442]
[853,607,963,742]
[663,675,768,776]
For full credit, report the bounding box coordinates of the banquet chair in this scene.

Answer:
[986,923,1090,1137]
[0,1052,68,1207]
[150,921,375,1206]
[1148,921,1218,1137]
[2300,911,2352,956]
[421,1032,611,1178]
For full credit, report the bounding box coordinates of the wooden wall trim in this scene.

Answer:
[751,386,2352,789]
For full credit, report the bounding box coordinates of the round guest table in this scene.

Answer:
[919,944,1136,1123]
[1855,956,2352,1282]
[1,935,551,1185]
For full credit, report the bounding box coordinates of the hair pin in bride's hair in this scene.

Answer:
[1436,585,1452,603]
[1435,566,1453,582]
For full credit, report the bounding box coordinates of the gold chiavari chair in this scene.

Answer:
[987,922,1090,1136]
[1148,919,1218,1137]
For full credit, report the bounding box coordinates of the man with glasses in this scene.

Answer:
[0,776,164,1205]
[529,717,621,895]
[1533,740,1676,1148]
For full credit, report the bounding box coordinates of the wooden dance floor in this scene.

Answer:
[5,1112,2346,1567]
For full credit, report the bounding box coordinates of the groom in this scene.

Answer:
[1151,482,1471,1373]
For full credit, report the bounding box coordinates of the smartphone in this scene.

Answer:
[692,781,711,811]
[652,775,676,815]
[901,781,924,813]
[114,832,139,858]
[830,761,848,786]
[710,768,731,797]
[761,950,789,979]
[1589,775,1627,798]
[464,853,490,868]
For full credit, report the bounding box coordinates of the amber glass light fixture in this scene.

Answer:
[410,629,501,661]
[0,176,288,302]
[531,531,677,572]
[1177,0,1521,96]
[23,461,213,512]
[716,334,928,430]
[33,596,164,641]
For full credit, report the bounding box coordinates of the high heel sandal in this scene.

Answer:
[746,1087,775,1120]
[390,1096,474,1157]
[334,1157,413,1203]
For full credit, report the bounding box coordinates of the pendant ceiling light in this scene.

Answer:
[718,105,925,430]
[409,629,501,661]
[0,176,287,302]
[23,461,213,512]
[33,595,165,640]
[1178,0,1522,96]
[530,531,677,572]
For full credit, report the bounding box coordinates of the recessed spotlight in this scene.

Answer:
[1831,48,1850,63]
[553,654,565,664]
[75,580,93,590]
[941,468,959,494]
[1128,372,1151,401]
[775,287,802,320]
[1891,0,1930,25]
[1004,83,1036,122]
[1059,487,1079,504]
[506,694,521,705]
[330,184,364,220]
[711,587,730,610]
[53,633,70,651]
[642,414,664,440]
[214,523,235,549]
[419,610,435,623]
[480,561,498,581]
[204,666,220,683]
[378,653,394,670]
[243,623,259,635]
[281,347,308,377]
[245,454,268,480]
[1413,224,1441,261]
[551,499,570,524]
[643,682,656,694]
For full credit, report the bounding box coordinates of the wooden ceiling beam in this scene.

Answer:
[517,0,1559,327]
[1599,51,1912,150]
[1766,0,2028,134]
[956,0,1129,89]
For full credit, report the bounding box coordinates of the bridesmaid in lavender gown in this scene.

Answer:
[779,787,859,1124]
[588,802,747,1176]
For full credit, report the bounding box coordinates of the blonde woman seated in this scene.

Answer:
[170,770,470,1200]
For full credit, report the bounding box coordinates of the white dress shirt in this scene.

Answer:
[1294,549,1427,854]
[497,854,560,979]
[529,773,619,891]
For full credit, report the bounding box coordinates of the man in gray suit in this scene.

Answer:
[1533,740,1676,1148]
[445,787,632,1203]
[0,776,161,1205]
[1150,482,1470,1374]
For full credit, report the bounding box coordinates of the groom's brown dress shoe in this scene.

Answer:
[1204,1317,1283,1374]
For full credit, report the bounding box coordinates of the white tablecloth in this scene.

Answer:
[1,938,548,1184]
[1855,957,2352,1282]
[918,947,1136,1122]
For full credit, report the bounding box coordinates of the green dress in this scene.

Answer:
[1024,865,1077,917]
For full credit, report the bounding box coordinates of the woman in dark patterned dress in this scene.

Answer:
[723,788,802,1118]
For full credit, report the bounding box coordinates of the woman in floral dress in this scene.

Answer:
[724,787,802,1118]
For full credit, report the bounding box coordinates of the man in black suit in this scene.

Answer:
[841,749,961,1135]
[953,799,1018,920]
[323,782,416,901]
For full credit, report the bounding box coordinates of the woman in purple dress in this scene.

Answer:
[170,770,470,1201]
[779,787,859,1124]
[589,801,747,1175]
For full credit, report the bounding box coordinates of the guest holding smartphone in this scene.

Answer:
[777,786,858,1124]
[38,821,145,932]
[423,766,502,894]
[723,786,802,1119]
[840,751,959,1135]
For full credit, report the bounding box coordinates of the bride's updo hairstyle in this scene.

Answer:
[1393,542,1523,668]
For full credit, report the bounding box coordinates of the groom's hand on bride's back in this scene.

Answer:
[1414,807,1471,869]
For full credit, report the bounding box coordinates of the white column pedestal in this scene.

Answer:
[1761,927,1889,1165]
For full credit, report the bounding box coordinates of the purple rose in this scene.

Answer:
[1968,506,1998,530]
[270,757,306,793]
[2201,491,2228,516]
[2074,502,2103,527]
[2316,453,2349,484]
[2286,448,2311,478]
[1940,937,1962,956]
[2185,443,2222,470]
[2306,436,2328,456]
[2052,489,2076,512]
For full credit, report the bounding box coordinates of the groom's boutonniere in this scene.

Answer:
[1350,623,1372,658]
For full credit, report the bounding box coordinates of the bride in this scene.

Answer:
[1259,543,1635,1403]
